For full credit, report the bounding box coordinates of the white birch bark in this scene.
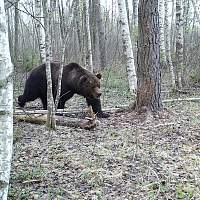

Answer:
[54,44,65,110]
[118,0,137,93]
[170,0,176,54]
[125,0,130,29]
[55,0,65,109]
[83,0,93,72]
[55,0,75,109]
[43,0,56,129]
[159,0,167,66]
[164,0,176,88]
[35,0,46,63]
[175,0,184,88]
[95,0,106,70]
[0,1,13,199]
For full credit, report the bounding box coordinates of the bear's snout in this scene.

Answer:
[94,87,102,98]
[96,91,102,98]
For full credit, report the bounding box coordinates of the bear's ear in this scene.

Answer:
[80,75,88,83]
[96,73,102,79]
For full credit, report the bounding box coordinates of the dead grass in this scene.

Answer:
[10,101,200,200]
[11,68,200,199]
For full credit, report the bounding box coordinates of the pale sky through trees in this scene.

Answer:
[15,0,177,27]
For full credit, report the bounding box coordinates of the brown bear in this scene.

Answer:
[18,62,109,118]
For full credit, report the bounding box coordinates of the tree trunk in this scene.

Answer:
[7,9,14,63]
[75,0,82,56]
[159,0,167,67]
[132,0,138,27]
[83,0,93,72]
[125,0,131,30]
[182,0,190,82]
[35,0,46,63]
[0,1,13,199]
[55,0,66,110]
[55,0,75,109]
[90,0,99,71]
[117,0,137,93]
[170,0,176,54]
[175,0,184,88]
[164,0,176,87]
[95,0,107,70]
[136,0,162,112]
[191,0,200,40]
[42,0,56,129]
[131,0,139,73]
[14,0,19,67]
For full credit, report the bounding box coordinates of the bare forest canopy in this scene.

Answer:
[5,0,200,83]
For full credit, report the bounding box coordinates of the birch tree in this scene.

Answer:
[170,0,176,54]
[90,0,98,70]
[136,0,162,111]
[55,0,75,109]
[14,0,19,67]
[35,0,46,63]
[117,0,137,93]
[7,9,13,62]
[95,0,107,70]
[191,0,200,40]
[175,0,184,88]
[55,0,65,109]
[132,0,138,28]
[0,1,13,199]
[125,0,130,29]
[42,0,56,129]
[74,0,82,56]
[159,0,167,66]
[132,0,139,66]
[83,0,93,72]
[165,0,176,87]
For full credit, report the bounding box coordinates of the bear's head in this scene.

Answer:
[78,73,102,99]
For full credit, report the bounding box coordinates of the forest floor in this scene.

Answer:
[9,70,200,200]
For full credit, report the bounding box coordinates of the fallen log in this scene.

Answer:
[14,97,200,116]
[14,114,98,130]
[14,107,123,115]
[14,106,99,130]
[107,97,200,109]
[15,97,200,128]
[162,97,200,103]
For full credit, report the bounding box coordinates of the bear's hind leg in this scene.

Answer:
[40,96,47,110]
[57,92,74,109]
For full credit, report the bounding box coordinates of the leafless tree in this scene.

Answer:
[35,0,46,63]
[0,1,13,199]
[165,0,176,87]
[118,0,137,93]
[175,0,184,88]
[159,0,166,67]
[14,0,19,67]
[136,0,162,112]
[95,0,106,70]
[83,0,93,71]
[42,0,56,129]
